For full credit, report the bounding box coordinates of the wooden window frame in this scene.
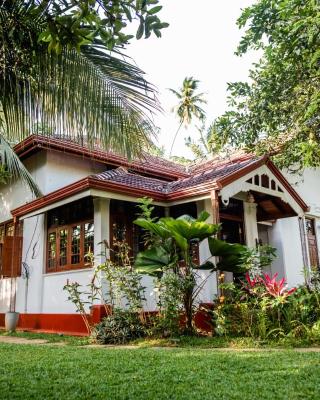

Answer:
[46,219,94,273]
[0,219,23,277]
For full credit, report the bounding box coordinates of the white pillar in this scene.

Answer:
[243,201,259,248]
[196,198,218,301]
[93,198,110,265]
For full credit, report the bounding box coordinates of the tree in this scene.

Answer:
[0,1,168,196]
[185,119,220,161]
[169,77,206,156]
[214,0,320,170]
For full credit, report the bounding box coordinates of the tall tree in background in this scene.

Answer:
[169,77,206,156]
[185,119,222,160]
[214,0,320,170]
[0,0,168,196]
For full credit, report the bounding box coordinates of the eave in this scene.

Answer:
[14,135,189,181]
[11,155,309,218]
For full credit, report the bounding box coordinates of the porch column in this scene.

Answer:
[196,194,218,301]
[93,198,110,265]
[243,200,259,248]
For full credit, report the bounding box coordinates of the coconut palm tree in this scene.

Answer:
[0,1,160,197]
[169,77,206,156]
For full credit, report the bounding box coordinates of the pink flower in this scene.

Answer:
[260,273,296,298]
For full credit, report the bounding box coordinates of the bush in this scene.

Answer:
[213,272,320,341]
[92,309,146,345]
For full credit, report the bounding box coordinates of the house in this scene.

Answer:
[0,135,318,334]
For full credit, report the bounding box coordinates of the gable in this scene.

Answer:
[220,163,308,216]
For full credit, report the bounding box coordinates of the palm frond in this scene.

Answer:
[0,133,42,197]
[2,45,160,159]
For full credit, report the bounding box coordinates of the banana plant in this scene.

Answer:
[134,211,249,334]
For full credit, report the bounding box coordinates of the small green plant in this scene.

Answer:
[92,308,146,345]
[64,242,147,342]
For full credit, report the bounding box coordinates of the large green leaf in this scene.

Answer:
[134,246,177,276]
[133,218,171,239]
[160,216,219,243]
[208,237,248,273]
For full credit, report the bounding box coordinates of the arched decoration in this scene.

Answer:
[220,164,305,218]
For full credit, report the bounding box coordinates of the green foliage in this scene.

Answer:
[0,1,164,195]
[92,308,146,345]
[214,274,320,342]
[64,241,146,341]
[213,0,320,170]
[0,164,11,185]
[134,199,251,334]
[16,1,168,54]
[185,119,221,160]
[152,272,184,336]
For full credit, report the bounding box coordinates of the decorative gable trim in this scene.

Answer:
[220,164,308,216]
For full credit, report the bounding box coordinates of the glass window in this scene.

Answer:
[46,197,94,273]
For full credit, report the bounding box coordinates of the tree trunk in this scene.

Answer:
[169,121,183,157]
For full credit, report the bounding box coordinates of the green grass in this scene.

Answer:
[132,335,320,349]
[0,344,320,399]
[2,329,320,349]
[0,330,89,345]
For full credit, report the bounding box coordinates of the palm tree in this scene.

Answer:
[185,120,219,160]
[169,77,206,156]
[0,2,160,197]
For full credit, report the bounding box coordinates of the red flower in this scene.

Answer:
[260,273,296,298]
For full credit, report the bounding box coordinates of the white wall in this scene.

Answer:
[44,151,105,193]
[275,167,320,286]
[0,149,107,314]
[268,217,305,287]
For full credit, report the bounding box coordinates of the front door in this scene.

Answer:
[305,218,319,269]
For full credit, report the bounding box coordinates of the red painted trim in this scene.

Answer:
[11,154,308,218]
[0,313,90,335]
[266,160,309,211]
[14,135,188,180]
[218,156,308,212]
[0,304,215,335]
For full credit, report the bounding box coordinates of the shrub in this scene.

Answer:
[92,309,146,345]
[213,272,320,341]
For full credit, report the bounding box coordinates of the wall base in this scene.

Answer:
[0,303,215,336]
[0,313,90,335]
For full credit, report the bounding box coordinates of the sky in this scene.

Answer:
[127,0,259,159]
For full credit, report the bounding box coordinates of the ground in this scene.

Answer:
[0,334,320,399]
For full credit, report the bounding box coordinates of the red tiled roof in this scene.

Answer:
[11,154,309,218]
[89,156,259,195]
[14,135,188,180]
[11,136,309,217]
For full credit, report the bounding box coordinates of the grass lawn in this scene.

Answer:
[0,343,320,399]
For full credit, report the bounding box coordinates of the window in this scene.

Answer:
[46,198,94,273]
[0,220,23,277]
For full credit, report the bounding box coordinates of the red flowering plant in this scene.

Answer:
[240,272,296,302]
[260,273,297,303]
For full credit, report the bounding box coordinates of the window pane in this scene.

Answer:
[59,229,68,266]
[0,225,4,244]
[48,232,56,269]
[5,223,14,237]
[71,225,81,264]
[84,222,94,262]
